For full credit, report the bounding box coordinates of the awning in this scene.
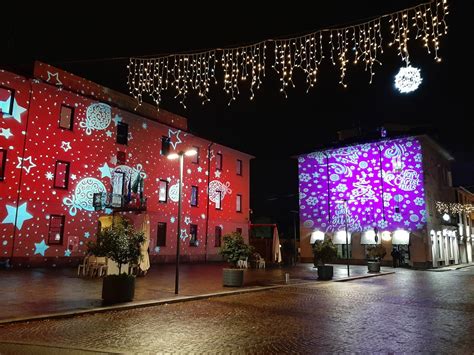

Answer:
[332,230,351,244]
[392,229,410,245]
[360,229,381,245]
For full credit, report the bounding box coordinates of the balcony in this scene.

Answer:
[93,192,147,212]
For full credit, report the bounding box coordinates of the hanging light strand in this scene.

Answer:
[127,0,449,109]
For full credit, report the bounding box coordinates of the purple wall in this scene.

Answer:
[298,137,426,233]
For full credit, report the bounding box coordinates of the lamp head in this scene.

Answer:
[167,153,179,160]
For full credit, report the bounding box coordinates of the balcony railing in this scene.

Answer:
[93,192,147,212]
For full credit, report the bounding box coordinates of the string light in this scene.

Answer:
[127,0,449,109]
[436,201,474,215]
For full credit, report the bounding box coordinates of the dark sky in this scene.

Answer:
[2,1,472,235]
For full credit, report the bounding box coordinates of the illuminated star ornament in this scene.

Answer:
[16,156,36,174]
[1,99,27,123]
[98,163,112,178]
[46,71,63,86]
[168,129,182,149]
[61,141,72,152]
[394,65,422,93]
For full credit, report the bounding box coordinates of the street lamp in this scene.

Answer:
[336,199,350,277]
[290,210,299,265]
[167,148,197,294]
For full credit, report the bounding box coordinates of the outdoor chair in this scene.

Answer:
[88,256,108,277]
[77,255,90,276]
[257,256,266,269]
[237,257,248,268]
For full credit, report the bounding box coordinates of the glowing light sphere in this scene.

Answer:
[394,65,422,93]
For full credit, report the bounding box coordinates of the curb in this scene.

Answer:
[333,271,395,282]
[0,272,394,325]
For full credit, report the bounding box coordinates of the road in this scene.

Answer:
[0,267,472,354]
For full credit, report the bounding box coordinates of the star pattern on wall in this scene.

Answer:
[214,170,221,178]
[180,229,188,241]
[105,130,112,137]
[2,202,33,230]
[61,141,72,152]
[98,163,112,178]
[64,249,71,257]
[184,216,191,225]
[0,127,13,139]
[113,114,122,126]
[16,156,36,174]
[34,239,49,256]
[168,129,182,149]
[1,98,27,123]
[45,171,54,180]
[46,71,63,86]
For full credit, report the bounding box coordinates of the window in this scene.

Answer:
[161,136,170,156]
[0,87,14,115]
[215,191,222,210]
[236,227,243,235]
[117,151,126,165]
[236,194,242,212]
[236,159,242,176]
[192,146,199,164]
[157,222,167,247]
[54,161,70,189]
[216,152,222,170]
[189,224,198,246]
[48,215,65,245]
[59,105,74,130]
[0,149,6,181]
[214,226,222,247]
[337,244,352,259]
[191,186,198,207]
[116,122,128,145]
[158,180,168,202]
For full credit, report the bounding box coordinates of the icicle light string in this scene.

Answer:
[127,0,448,109]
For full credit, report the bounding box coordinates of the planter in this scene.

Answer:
[223,268,244,287]
[317,265,333,280]
[102,275,135,303]
[367,261,381,273]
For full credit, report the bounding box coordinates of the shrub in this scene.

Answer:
[367,244,387,261]
[312,239,337,266]
[219,232,254,267]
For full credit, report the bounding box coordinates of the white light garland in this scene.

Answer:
[127,0,449,109]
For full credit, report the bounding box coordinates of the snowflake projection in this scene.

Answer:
[299,173,311,182]
[392,214,403,222]
[63,178,106,216]
[303,220,314,228]
[414,197,424,206]
[45,171,54,180]
[79,103,112,135]
[154,246,161,253]
[168,184,179,202]
[306,196,318,206]
[298,157,305,163]
[298,137,425,232]
[394,65,422,93]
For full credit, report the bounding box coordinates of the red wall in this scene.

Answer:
[0,67,251,267]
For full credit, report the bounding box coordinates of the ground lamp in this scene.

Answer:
[167,148,197,294]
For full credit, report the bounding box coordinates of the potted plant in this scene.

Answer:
[312,239,337,280]
[219,232,253,287]
[88,219,145,303]
[366,244,386,273]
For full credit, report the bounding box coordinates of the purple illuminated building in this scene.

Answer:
[297,135,466,269]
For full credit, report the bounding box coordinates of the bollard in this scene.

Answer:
[285,273,290,283]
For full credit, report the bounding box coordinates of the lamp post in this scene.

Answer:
[290,210,299,265]
[343,199,350,277]
[167,148,197,295]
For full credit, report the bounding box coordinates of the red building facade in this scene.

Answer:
[0,62,251,267]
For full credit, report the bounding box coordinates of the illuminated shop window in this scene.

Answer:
[236,194,242,212]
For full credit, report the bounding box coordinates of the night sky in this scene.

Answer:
[2,1,472,236]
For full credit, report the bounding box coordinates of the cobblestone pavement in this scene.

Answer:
[0,267,472,353]
[0,263,387,320]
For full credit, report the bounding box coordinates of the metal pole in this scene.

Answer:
[344,200,349,277]
[293,213,297,265]
[175,153,184,294]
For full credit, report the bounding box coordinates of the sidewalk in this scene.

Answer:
[426,263,474,272]
[0,263,393,323]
